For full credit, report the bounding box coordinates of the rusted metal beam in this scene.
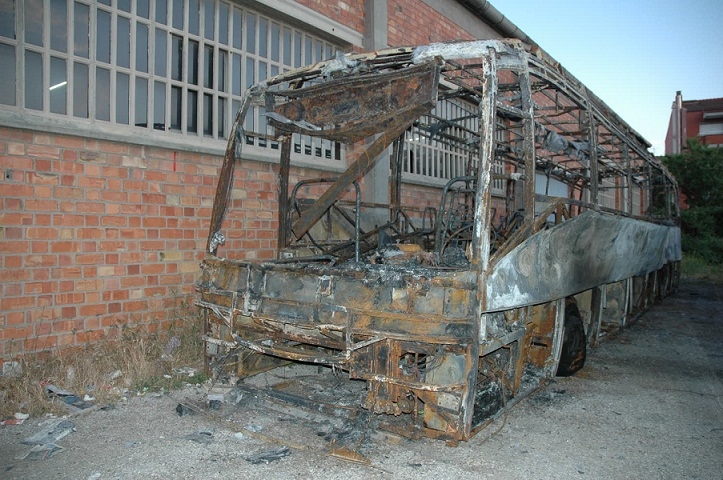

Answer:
[278,137,292,250]
[277,62,440,242]
[290,121,415,242]
[269,62,440,143]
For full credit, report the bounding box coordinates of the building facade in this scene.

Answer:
[665,90,723,155]
[0,0,538,359]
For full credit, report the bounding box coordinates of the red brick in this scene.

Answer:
[55,160,84,175]
[79,304,107,316]
[55,293,85,305]
[77,176,105,188]
[3,255,22,269]
[101,190,128,202]
[0,296,35,311]
[144,286,166,297]
[54,186,83,199]
[75,329,105,343]
[76,202,104,213]
[5,311,25,325]
[75,253,103,264]
[123,300,148,312]
[27,144,61,159]
[142,193,166,204]
[76,279,103,291]
[50,241,80,253]
[53,214,85,226]
[141,263,165,275]
[101,216,128,227]
[0,183,33,198]
[25,281,58,294]
[101,166,128,178]
[53,135,84,149]
[120,228,145,239]
[57,333,75,346]
[140,240,164,250]
[26,199,58,211]
[120,276,145,288]
[99,241,124,251]
[2,285,18,301]
[29,171,60,185]
[34,321,53,336]
[23,255,58,267]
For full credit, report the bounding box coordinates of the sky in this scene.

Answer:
[493,0,723,156]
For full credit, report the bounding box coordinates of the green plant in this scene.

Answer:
[662,140,723,267]
[681,253,723,284]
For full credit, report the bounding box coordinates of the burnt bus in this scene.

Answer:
[196,39,681,443]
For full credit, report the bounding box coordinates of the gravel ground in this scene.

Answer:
[1,280,721,479]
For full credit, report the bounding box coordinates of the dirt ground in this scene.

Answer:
[1,280,721,479]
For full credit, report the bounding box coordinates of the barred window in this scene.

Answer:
[404,98,478,181]
[0,0,342,163]
[599,176,617,210]
[631,184,643,216]
[402,97,505,195]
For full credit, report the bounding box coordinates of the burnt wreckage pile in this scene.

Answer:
[196,39,681,443]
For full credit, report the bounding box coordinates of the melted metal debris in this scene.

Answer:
[245,446,291,464]
[412,40,506,63]
[321,51,360,78]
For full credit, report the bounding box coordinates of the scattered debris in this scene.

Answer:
[45,384,94,410]
[329,445,371,465]
[245,446,291,464]
[175,401,201,416]
[2,361,21,377]
[183,430,214,444]
[15,419,75,460]
[1,412,29,426]
[22,419,75,446]
[164,336,181,356]
[207,393,224,410]
[173,367,198,378]
[16,443,65,460]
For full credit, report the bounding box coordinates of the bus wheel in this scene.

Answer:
[556,305,586,377]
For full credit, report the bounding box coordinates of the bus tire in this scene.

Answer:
[556,305,586,377]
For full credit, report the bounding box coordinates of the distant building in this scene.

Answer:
[665,91,723,155]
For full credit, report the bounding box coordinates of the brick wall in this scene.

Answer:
[296,0,365,34]
[0,126,286,359]
[388,0,475,46]
[0,1,496,360]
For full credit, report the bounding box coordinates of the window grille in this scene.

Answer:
[0,0,342,164]
[402,97,506,195]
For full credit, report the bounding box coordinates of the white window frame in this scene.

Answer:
[0,0,352,168]
[400,97,506,196]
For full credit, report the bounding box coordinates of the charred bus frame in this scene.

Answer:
[196,39,681,443]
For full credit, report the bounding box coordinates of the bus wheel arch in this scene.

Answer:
[556,300,587,377]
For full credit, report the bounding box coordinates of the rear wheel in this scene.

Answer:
[556,304,586,377]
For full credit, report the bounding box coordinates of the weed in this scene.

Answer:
[0,295,206,420]
[681,253,723,284]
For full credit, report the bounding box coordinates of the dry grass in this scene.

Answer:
[0,296,207,420]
